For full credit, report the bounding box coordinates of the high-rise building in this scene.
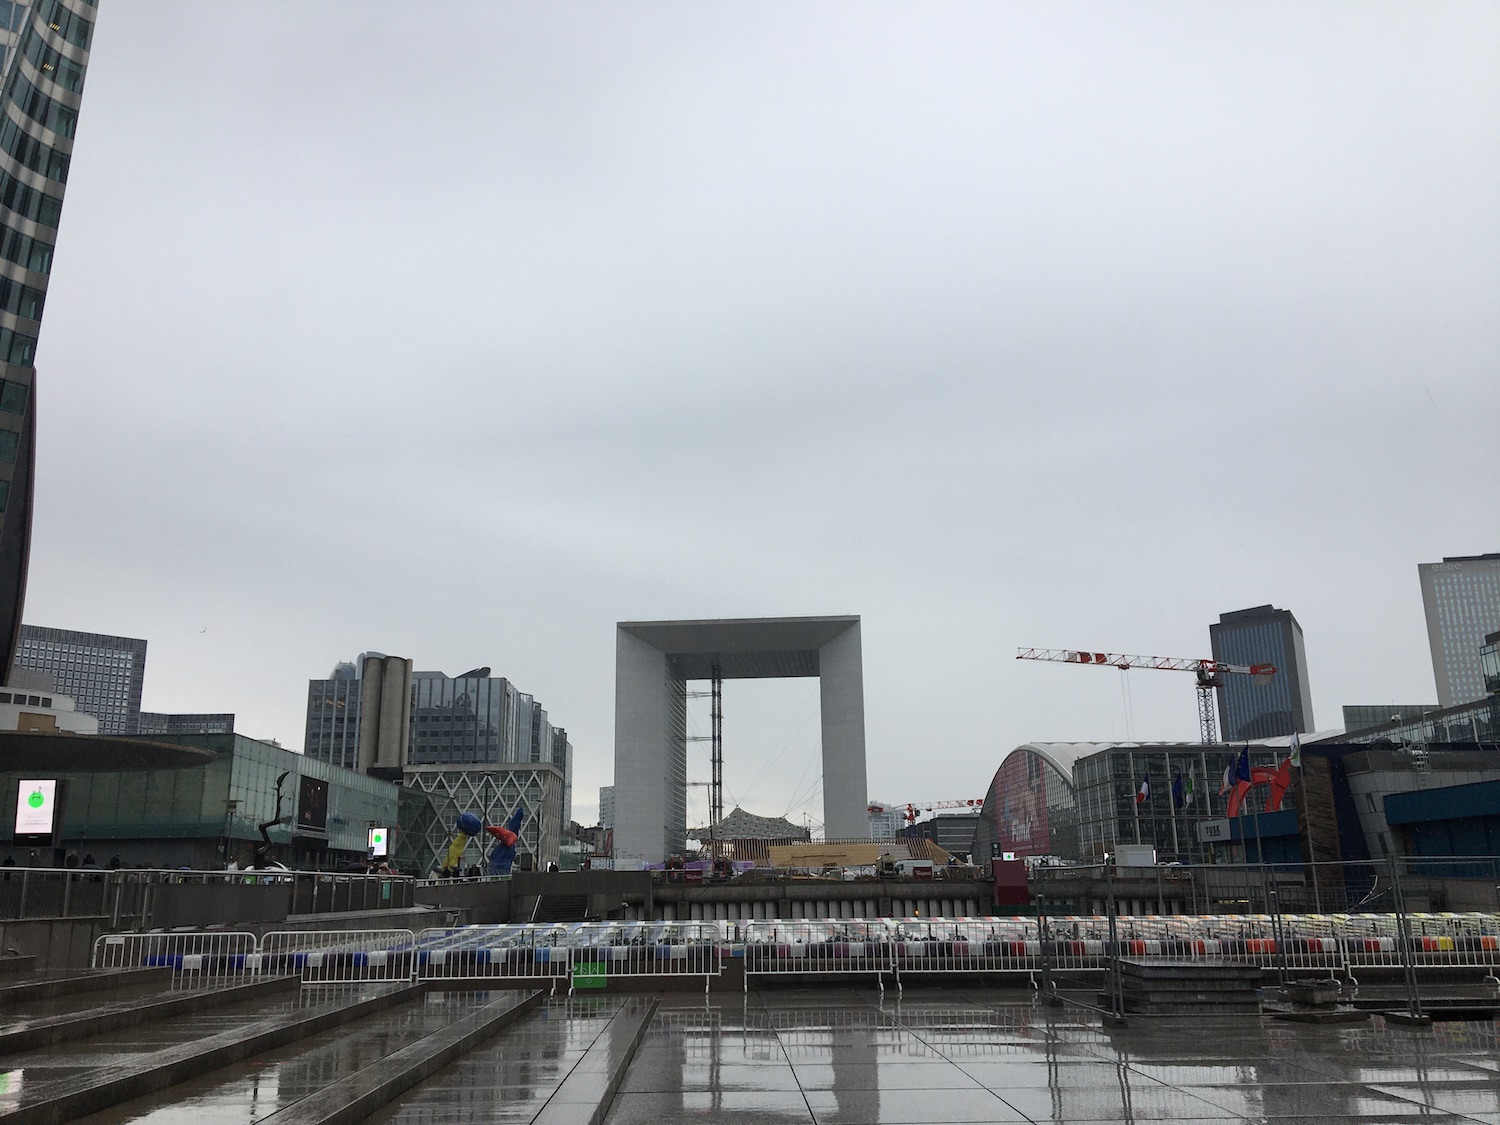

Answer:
[304,657,575,821]
[304,660,362,770]
[13,625,145,734]
[1209,605,1314,741]
[0,1,97,679]
[1419,554,1500,708]
[599,785,614,829]
[867,800,901,840]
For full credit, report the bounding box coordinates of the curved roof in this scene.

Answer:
[995,732,1346,787]
[0,732,218,772]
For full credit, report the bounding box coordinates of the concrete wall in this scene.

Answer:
[613,631,674,866]
[819,621,869,839]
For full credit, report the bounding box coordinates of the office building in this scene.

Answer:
[304,660,363,770]
[1210,605,1315,740]
[136,712,235,736]
[899,813,980,859]
[1419,554,1500,708]
[599,785,614,829]
[867,800,900,840]
[0,1,98,679]
[13,625,145,734]
[304,655,576,841]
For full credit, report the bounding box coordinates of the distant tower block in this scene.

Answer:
[612,616,869,866]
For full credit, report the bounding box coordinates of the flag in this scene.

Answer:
[1219,761,1235,796]
[1171,772,1185,810]
[1184,772,1196,808]
[1136,775,1150,805]
[1289,731,1302,769]
[1235,744,1253,784]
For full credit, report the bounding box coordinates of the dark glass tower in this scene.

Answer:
[0,0,96,681]
[1210,605,1315,741]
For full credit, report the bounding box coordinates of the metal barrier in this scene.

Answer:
[414,921,724,994]
[92,930,260,987]
[258,929,418,985]
[743,920,899,992]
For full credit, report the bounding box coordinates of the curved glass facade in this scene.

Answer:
[972,748,1079,863]
[0,0,94,681]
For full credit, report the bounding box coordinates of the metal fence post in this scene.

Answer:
[1390,856,1425,1022]
[1037,883,1057,1004]
[1105,864,1125,1026]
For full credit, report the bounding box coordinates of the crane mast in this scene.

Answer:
[1015,647,1276,744]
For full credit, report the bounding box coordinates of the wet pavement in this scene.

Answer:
[363,993,639,1125]
[61,990,498,1125]
[4,986,1497,1124]
[603,989,1500,1124]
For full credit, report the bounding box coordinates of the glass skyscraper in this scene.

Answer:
[0,1,96,680]
[1209,605,1315,741]
[1419,554,1500,708]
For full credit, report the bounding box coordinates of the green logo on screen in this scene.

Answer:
[373,833,383,843]
[27,790,44,809]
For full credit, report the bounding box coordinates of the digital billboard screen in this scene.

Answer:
[368,827,389,857]
[296,775,329,834]
[14,779,58,844]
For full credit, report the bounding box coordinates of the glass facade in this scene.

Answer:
[1071,743,1297,864]
[973,749,1079,863]
[0,732,401,869]
[1483,633,1500,698]
[1210,606,1314,740]
[14,625,146,733]
[1420,555,1500,708]
[0,0,94,679]
[402,763,563,874]
[304,672,362,771]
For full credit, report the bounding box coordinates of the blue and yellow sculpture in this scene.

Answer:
[440,807,526,876]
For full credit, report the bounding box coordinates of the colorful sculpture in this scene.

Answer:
[484,805,527,875]
[439,807,527,876]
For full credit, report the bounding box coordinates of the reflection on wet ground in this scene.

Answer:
[604,989,1500,1124]
[7,986,1499,1125]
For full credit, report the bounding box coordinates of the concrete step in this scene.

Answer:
[251,990,543,1125]
[0,967,170,1004]
[0,982,420,1125]
[0,975,299,1052]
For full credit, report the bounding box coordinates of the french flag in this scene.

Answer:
[1136,775,1150,805]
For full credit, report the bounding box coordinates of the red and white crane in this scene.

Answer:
[1015,647,1276,744]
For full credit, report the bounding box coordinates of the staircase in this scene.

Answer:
[532,893,591,922]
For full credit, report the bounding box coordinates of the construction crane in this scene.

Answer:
[1015,648,1276,744]
[869,798,985,826]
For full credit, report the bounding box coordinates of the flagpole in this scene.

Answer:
[1169,773,1181,860]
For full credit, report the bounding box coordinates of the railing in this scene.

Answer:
[1,867,414,926]
[259,928,418,985]
[88,906,1500,1011]
[414,921,726,994]
[92,930,260,988]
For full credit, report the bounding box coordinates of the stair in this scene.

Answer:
[533,894,590,922]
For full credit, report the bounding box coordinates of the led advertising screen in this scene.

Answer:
[295,775,329,834]
[368,827,389,857]
[14,779,58,844]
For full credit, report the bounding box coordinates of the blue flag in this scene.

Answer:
[1235,743,1253,784]
[1171,771,1185,810]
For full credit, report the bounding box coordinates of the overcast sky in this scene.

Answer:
[26,1,1500,829]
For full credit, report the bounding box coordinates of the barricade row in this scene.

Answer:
[91,914,1500,991]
